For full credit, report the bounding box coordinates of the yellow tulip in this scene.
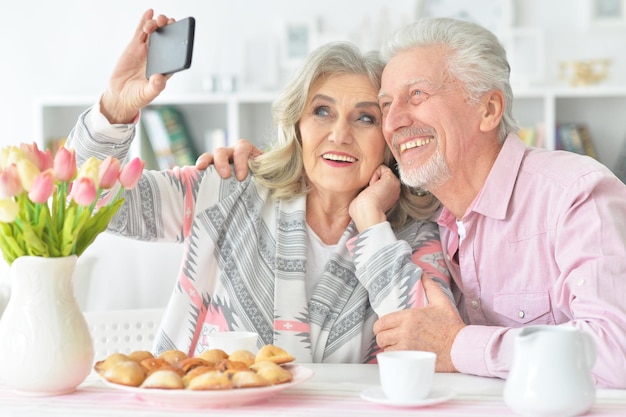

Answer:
[77,157,101,185]
[0,198,19,223]
[16,159,41,192]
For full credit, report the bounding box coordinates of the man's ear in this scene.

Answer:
[479,90,504,133]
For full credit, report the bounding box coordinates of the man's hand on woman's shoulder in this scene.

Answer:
[195,139,262,180]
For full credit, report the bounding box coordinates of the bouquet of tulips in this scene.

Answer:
[0,142,144,265]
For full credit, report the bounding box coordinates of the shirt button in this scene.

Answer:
[577,279,585,286]
[518,310,526,319]
[470,300,479,309]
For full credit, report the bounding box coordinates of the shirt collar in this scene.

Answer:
[439,133,525,224]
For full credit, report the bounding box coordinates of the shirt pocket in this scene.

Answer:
[493,292,554,325]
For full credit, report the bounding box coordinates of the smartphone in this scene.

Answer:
[146,17,195,78]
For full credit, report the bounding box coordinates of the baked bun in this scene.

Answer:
[128,350,154,362]
[228,349,256,367]
[230,370,271,388]
[182,365,214,387]
[177,357,211,374]
[255,344,295,364]
[94,352,132,374]
[198,349,229,364]
[158,349,188,366]
[215,359,249,372]
[141,369,184,389]
[140,357,178,375]
[250,360,293,384]
[103,360,146,387]
[186,370,232,390]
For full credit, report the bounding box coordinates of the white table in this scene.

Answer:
[1,364,625,416]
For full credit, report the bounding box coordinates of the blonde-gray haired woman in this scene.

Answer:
[66,9,452,363]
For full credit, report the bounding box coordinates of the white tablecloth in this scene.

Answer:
[1,364,625,417]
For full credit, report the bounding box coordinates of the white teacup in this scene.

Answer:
[206,331,259,354]
[377,350,436,402]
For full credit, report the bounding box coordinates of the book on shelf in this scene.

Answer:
[556,123,597,159]
[517,123,545,148]
[576,124,597,159]
[518,126,536,147]
[141,106,198,169]
[615,136,626,184]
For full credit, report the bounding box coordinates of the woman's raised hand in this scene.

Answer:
[100,9,174,124]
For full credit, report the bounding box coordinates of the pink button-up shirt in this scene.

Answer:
[440,134,626,388]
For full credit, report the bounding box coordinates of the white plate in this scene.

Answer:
[101,364,313,408]
[360,386,455,408]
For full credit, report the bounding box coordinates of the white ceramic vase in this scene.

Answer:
[0,255,94,395]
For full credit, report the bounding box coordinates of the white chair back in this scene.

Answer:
[83,308,164,361]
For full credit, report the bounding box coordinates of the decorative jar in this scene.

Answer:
[0,255,94,395]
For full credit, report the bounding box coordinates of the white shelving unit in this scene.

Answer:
[34,92,277,161]
[36,87,626,172]
[513,86,626,171]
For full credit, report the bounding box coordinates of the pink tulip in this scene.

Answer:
[118,157,144,189]
[41,149,54,171]
[28,169,55,204]
[70,177,97,206]
[0,164,23,199]
[20,142,53,171]
[98,156,121,189]
[53,147,77,182]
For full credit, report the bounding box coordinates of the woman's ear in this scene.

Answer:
[479,90,504,133]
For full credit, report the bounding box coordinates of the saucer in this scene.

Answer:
[360,386,455,408]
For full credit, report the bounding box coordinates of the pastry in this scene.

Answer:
[186,370,232,390]
[94,352,132,374]
[158,349,188,366]
[250,360,293,384]
[230,370,271,388]
[128,350,154,362]
[103,360,146,387]
[228,349,256,367]
[215,359,249,372]
[198,349,229,364]
[255,344,295,364]
[141,369,184,389]
[177,357,211,374]
[182,365,214,387]
[140,357,178,375]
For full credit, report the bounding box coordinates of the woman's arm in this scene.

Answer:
[66,105,199,243]
[350,220,452,316]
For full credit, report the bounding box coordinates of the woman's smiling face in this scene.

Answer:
[299,73,386,198]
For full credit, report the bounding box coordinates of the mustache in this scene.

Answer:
[391,127,437,148]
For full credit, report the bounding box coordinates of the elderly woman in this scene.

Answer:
[65,10,451,363]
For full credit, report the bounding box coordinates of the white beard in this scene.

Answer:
[398,148,451,191]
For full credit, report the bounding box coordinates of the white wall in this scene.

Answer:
[0,0,417,146]
[0,0,625,312]
[2,0,625,144]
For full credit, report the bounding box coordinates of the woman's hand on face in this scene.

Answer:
[195,139,263,180]
[349,165,401,232]
[100,9,173,124]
